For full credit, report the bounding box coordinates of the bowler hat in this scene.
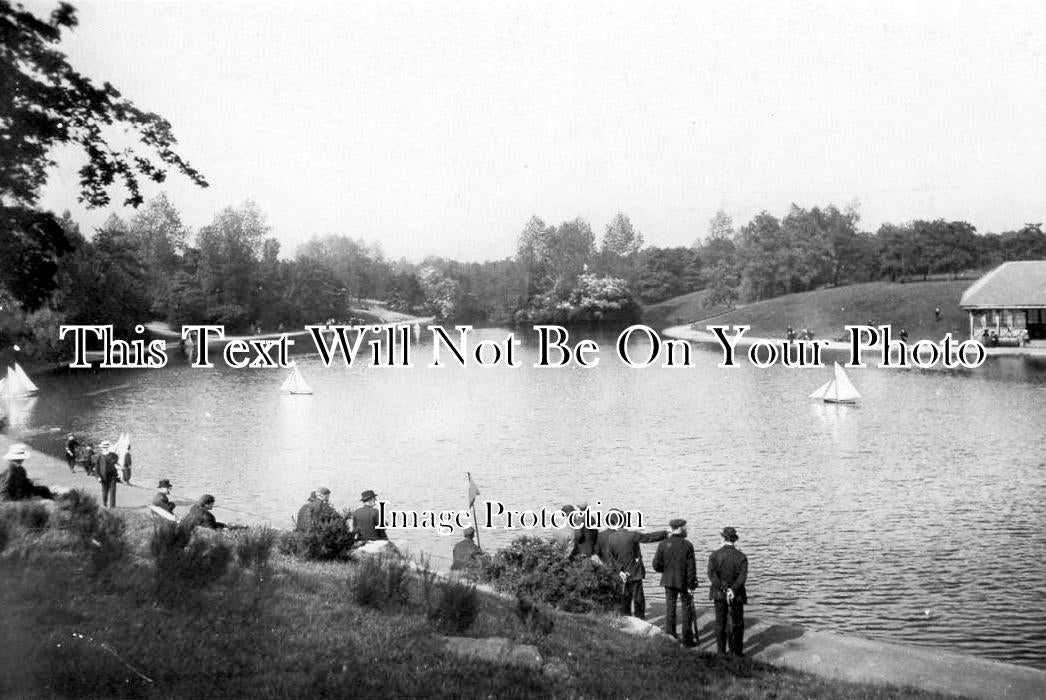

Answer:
[360,489,377,502]
[157,479,173,489]
[721,526,739,542]
[669,518,687,529]
[463,526,476,538]
[3,443,30,461]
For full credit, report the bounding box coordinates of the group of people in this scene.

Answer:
[785,327,815,341]
[64,433,133,509]
[293,487,388,545]
[547,502,749,658]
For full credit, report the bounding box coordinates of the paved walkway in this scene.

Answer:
[640,604,1046,699]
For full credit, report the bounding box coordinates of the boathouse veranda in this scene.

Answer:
[959,260,1046,347]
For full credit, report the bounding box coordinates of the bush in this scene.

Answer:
[476,536,619,613]
[0,500,50,531]
[232,527,277,571]
[150,522,232,603]
[430,579,480,633]
[51,490,126,574]
[279,514,355,562]
[352,555,411,610]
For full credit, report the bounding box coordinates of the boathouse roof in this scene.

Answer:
[959,261,1046,309]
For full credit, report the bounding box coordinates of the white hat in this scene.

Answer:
[3,443,30,461]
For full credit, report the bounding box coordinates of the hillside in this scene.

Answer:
[645,280,975,341]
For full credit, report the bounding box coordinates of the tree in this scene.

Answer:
[195,202,269,328]
[601,212,644,257]
[0,1,207,208]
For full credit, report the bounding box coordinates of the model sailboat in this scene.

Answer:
[809,361,861,404]
[280,364,313,395]
[0,363,39,397]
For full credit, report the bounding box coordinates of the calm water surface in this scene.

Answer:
[6,328,1046,669]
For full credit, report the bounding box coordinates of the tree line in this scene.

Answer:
[5,2,1046,363]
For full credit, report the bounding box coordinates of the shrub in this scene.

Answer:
[0,518,7,552]
[280,514,355,562]
[150,522,232,604]
[476,536,619,613]
[430,579,480,633]
[232,527,277,571]
[0,500,51,531]
[516,594,554,636]
[352,555,411,610]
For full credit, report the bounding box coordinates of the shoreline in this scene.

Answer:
[662,324,1046,359]
[3,433,1044,698]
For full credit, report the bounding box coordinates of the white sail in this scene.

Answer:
[280,364,313,394]
[810,362,860,403]
[114,432,131,468]
[827,362,861,403]
[1,364,38,397]
[808,379,833,399]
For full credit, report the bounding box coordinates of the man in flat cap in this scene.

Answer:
[451,526,482,572]
[652,518,698,645]
[352,489,386,542]
[708,526,748,657]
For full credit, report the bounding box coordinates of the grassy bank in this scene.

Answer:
[645,280,973,341]
[0,498,958,700]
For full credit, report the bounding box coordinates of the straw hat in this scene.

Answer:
[3,443,30,461]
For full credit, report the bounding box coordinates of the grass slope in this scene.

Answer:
[0,505,958,700]
[646,280,973,341]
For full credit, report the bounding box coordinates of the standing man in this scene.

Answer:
[570,501,599,559]
[652,518,698,646]
[708,526,748,657]
[602,510,667,619]
[96,440,118,509]
[64,434,79,472]
[353,489,386,542]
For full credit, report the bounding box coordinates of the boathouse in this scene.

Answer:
[959,261,1046,344]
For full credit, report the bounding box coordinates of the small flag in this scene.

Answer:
[467,472,480,508]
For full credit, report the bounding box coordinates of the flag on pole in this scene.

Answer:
[467,472,480,507]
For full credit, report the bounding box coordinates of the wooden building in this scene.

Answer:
[959,261,1046,344]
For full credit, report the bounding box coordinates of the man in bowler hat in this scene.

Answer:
[652,518,698,645]
[353,489,387,542]
[708,526,748,657]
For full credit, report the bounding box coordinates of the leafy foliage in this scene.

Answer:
[351,555,412,610]
[149,521,233,603]
[430,578,481,633]
[476,536,619,613]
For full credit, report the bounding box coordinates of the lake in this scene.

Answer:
[6,325,1046,669]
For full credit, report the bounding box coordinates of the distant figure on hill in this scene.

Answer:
[653,518,698,646]
[64,434,79,472]
[935,307,942,321]
[451,526,482,572]
[181,494,226,531]
[153,479,176,514]
[603,511,667,619]
[708,526,748,658]
[353,489,386,542]
[786,327,795,342]
[899,328,909,343]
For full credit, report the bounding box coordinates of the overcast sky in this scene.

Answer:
[31,0,1046,262]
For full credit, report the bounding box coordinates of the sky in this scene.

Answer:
[30,0,1046,262]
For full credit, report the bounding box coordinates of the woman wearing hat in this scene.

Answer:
[0,443,33,501]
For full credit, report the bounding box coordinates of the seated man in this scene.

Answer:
[450,526,482,572]
[180,494,226,532]
[152,479,176,514]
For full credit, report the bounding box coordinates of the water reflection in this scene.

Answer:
[8,328,1046,669]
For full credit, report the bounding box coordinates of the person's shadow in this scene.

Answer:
[743,622,806,658]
